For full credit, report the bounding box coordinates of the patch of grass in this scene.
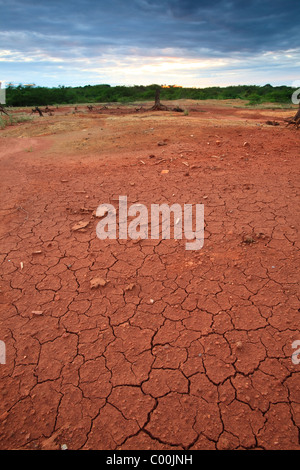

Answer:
[246,102,297,110]
[0,113,33,129]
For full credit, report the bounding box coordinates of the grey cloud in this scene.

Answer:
[0,0,299,55]
[0,0,299,87]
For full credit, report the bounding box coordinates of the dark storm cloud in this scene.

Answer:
[0,0,299,86]
[1,0,299,55]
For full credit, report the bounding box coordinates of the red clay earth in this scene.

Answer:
[0,100,299,450]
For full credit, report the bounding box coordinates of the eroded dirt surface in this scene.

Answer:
[0,101,299,450]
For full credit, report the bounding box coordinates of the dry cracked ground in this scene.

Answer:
[0,101,299,450]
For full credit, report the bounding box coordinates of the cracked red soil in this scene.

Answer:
[0,100,299,450]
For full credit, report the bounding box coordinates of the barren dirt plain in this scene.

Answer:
[0,100,299,450]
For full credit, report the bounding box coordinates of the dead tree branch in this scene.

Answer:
[31,106,44,116]
[0,104,8,115]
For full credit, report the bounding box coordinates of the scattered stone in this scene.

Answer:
[255,232,266,239]
[90,277,108,288]
[236,341,243,349]
[266,120,280,126]
[243,235,255,244]
[61,444,68,450]
[124,283,135,291]
[32,310,43,315]
[243,141,250,147]
[161,169,169,174]
[80,207,93,213]
[71,220,90,231]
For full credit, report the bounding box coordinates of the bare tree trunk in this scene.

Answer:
[149,88,169,111]
[285,102,300,129]
[154,88,161,106]
[294,102,300,120]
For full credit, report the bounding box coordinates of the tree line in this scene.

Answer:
[5,83,296,107]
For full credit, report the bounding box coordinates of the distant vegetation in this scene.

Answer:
[5,83,296,107]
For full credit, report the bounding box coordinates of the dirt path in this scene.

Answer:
[0,102,299,449]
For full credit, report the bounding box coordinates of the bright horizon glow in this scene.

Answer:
[3,49,299,89]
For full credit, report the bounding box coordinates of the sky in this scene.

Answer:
[0,0,299,88]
